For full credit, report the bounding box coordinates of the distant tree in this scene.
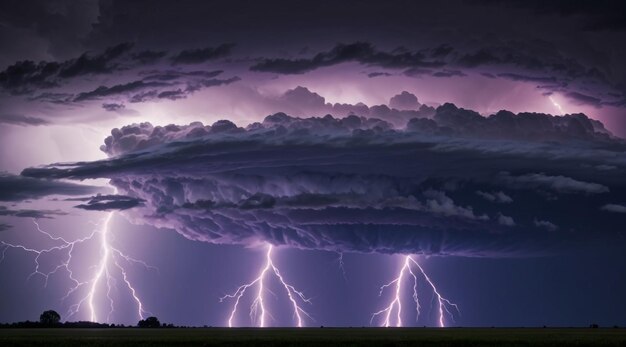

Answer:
[39,310,61,325]
[138,316,161,328]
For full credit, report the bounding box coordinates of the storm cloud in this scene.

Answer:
[71,194,145,211]
[21,106,626,257]
[0,173,101,202]
[251,42,445,74]
[0,43,133,95]
[171,44,235,65]
[0,206,67,219]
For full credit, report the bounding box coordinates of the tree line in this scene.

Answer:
[0,310,178,328]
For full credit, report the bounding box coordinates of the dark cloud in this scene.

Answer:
[0,172,101,202]
[128,91,156,103]
[171,44,234,65]
[131,50,167,64]
[389,91,420,110]
[184,76,240,93]
[71,194,145,211]
[367,72,392,78]
[403,67,434,77]
[0,43,133,94]
[70,70,240,104]
[276,86,433,127]
[0,205,67,219]
[58,43,133,78]
[6,0,617,112]
[430,44,454,58]
[0,0,98,60]
[432,70,466,78]
[0,60,61,94]
[428,103,613,141]
[250,42,444,74]
[141,69,223,82]
[566,91,603,108]
[21,108,626,257]
[102,103,126,112]
[0,114,49,126]
[157,89,186,100]
[405,67,469,79]
[497,73,558,84]
[458,49,500,68]
[28,92,73,104]
[74,80,170,102]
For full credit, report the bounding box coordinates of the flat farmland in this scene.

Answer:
[1,327,626,346]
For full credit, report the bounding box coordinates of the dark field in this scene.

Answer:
[1,328,626,347]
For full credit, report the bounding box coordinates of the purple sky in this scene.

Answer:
[1,0,625,327]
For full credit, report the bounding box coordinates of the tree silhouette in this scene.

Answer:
[137,316,161,328]
[39,310,61,325]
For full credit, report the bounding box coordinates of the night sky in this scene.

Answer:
[1,0,625,328]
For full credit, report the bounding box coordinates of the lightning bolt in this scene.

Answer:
[220,244,312,327]
[371,255,459,327]
[0,206,153,323]
[337,252,347,281]
[549,95,565,115]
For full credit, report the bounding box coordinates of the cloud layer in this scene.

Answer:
[21,105,626,257]
[0,172,100,202]
[70,194,145,211]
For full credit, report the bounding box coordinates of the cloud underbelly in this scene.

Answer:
[21,113,626,257]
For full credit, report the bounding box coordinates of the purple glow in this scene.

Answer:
[1,1,626,329]
[372,256,458,327]
[220,244,312,327]
[1,212,152,323]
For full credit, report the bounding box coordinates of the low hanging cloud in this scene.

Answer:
[171,44,235,65]
[71,194,145,211]
[20,105,626,257]
[250,41,626,108]
[0,173,101,202]
[0,42,239,114]
[71,72,239,104]
[0,206,67,219]
[102,103,126,112]
[131,50,167,64]
[0,43,133,95]
[74,80,170,102]
[251,42,444,74]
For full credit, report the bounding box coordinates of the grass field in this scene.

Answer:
[1,328,625,346]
